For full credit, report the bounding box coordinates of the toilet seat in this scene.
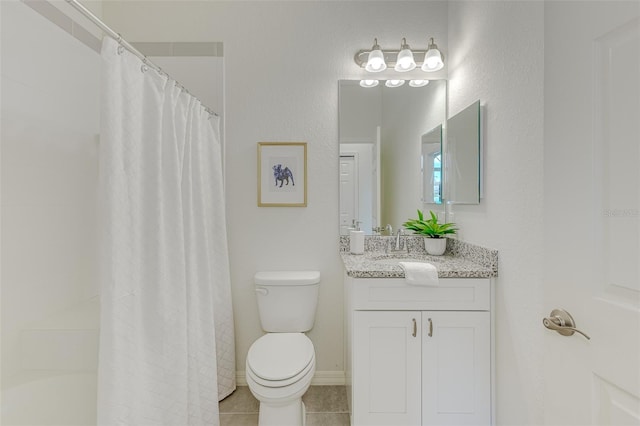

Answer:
[247,333,315,387]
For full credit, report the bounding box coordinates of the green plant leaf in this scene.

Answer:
[403,209,458,237]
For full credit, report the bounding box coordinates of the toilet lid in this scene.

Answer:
[247,333,315,381]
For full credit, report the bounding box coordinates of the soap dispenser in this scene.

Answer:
[350,221,365,255]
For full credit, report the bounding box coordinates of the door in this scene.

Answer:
[353,311,422,426]
[339,155,358,235]
[422,312,491,426]
[544,3,640,424]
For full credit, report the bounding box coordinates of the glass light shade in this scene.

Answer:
[409,79,430,88]
[365,49,387,72]
[359,79,379,88]
[394,48,416,72]
[422,48,444,72]
[385,79,405,88]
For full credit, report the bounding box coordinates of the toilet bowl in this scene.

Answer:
[247,271,321,426]
[246,333,316,425]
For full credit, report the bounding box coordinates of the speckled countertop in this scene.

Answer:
[339,236,498,279]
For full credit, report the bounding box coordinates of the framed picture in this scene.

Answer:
[258,142,307,207]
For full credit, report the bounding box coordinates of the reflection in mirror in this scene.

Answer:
[447,100,481,204]
[339,80,446,235]
[421,124,443,205]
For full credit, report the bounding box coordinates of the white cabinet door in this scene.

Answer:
[353,311,422,426]
[422,311,491,426]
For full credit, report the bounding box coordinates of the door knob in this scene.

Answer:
[543,309,591,340]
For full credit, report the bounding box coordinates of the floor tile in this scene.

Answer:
[306,412,351,426]
[302,386,349,413]
[219,386,259,413]
[219,413,258,426]
[219,385,350,425]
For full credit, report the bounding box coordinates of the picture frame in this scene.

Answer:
[258,142,307,207]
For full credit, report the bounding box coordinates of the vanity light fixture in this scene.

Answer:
[409,79,430,87]
[354,37,444,73]
[421,37,444,72]
[385,79,405,88]
[364,38,387,73]
[359,79,380,88]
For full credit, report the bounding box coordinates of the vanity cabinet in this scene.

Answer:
[345,276,493,426]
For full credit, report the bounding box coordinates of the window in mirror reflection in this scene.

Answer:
[421,124,443,205]
[420,151,442,204]
[433,153,442,203]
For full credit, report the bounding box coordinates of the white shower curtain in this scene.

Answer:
[97,36,235,426]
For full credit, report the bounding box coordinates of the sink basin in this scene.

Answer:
[369,254,442,266]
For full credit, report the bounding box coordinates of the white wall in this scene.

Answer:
[1,0,101,381]
[103,0,448,379]
[447,1,545,424]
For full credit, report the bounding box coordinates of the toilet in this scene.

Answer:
[246,271,320,426]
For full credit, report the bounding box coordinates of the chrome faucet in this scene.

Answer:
[388,228,408,254]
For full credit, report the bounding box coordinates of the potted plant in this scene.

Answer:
[402,209,458,255]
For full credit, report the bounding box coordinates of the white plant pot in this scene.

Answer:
[424,237,447,255]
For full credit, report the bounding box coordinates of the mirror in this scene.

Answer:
[339,80,446,235]
[446,100,481,204]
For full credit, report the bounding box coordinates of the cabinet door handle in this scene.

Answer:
[412,318,417,337]
[427,318,433,337]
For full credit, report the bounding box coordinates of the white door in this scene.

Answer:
[353,311,422,426]
[544,3,640,425]
[340,155,358,235]
[422,311,491,426]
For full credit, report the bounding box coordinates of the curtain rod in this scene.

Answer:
[65,0,218,117]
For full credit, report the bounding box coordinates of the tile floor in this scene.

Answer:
[219,385,350,426]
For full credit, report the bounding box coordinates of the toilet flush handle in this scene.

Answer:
[255,287,269,296]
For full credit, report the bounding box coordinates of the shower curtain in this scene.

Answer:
[97,36,235,426]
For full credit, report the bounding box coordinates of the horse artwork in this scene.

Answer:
[272,164,295,188]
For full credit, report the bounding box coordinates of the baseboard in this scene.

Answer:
[310,370,346,386]
[236,370,346,386]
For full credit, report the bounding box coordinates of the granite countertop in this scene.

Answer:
[339,236,498,279]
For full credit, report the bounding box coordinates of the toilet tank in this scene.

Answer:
[254,271,320,332]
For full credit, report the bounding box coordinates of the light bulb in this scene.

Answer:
[385,79,405,88]
[360,79,379,88]
[409,80,430,88]
[421,38,444,72]
[394,38,416,72]
[365,38,387,73]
